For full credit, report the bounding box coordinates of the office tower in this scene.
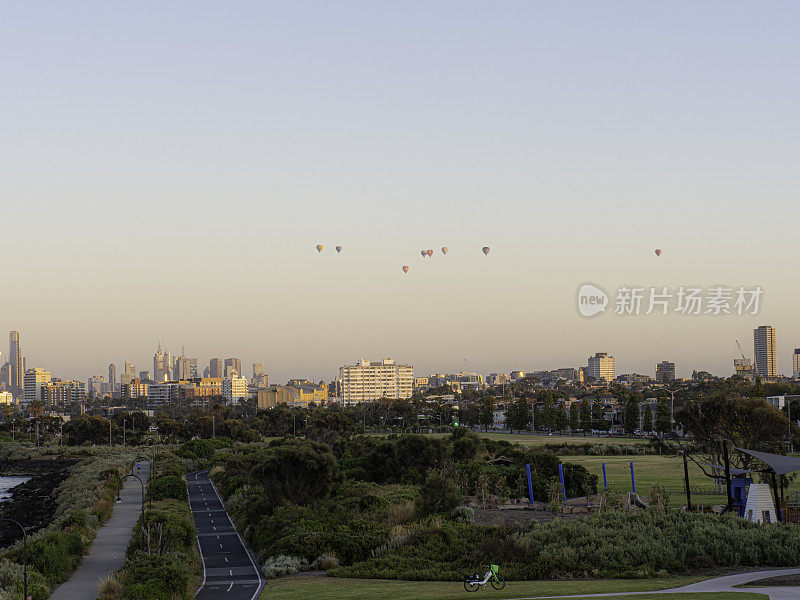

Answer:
[121,361,137,385]
[224,358,242,378]
[43,380,86,410]
[23,368,51,404]
[655,361,676,384]
[338,358,413,404]
[209,358,224,378]
[252,363,269,387]
[586,352,615,383]
[175,356,198,380]
[793,349,800,379]
[203,366,211,378]
[108,363,117,393]
[753,326,777,378]
[9,331,23,398]
[153,344,173,382]
[87,375,106,397]
[253,363,264,377]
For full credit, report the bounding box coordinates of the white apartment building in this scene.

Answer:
[0,392,14,405]
[23,368,51,404]
[338,358,413,405]
[223,376,249,404]
[586,352,615,383]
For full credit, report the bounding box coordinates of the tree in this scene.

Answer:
[568,403,579,432]
[555,405,568,433]
[677,395,790,471]
[251,439,340,506]
[580,399,591,433]
[655,397,671,435]
[624,398,639,434]
[505,396,530,433]
[479,397,495,431]
[642,404,653,433]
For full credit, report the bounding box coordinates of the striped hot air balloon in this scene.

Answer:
[482,246,491,255]
[402,265,410,273]
[336,246,342,253]
[316,245,323,253]
[441,247,448,254]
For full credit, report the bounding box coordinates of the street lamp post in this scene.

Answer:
[115,474,146,542]
[131,455,155,511]
[0,518,27,600]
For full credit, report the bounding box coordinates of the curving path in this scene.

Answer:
[186,470,263,600]
[506,568,800,600]
[50,462,150,600]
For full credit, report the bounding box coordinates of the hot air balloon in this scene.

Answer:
[441,247,448,254]
[316,245,323,253]
[655,248,662,257]
[482,246,491,255]
[402,265,410,273]
[427,249,434,257]
[336,246,342,253]
[421,250,427,258]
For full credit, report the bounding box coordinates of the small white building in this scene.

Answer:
[743,483,777,524]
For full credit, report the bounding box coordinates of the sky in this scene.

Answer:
[2,1,799,383]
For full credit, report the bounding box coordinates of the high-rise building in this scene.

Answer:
[209,358,224,378]
[252,363,269,387]
[655,361,676,384]
[108,363,117,393]
[223,376,249,404]
[754,326,777,378]
[153,344,173,383]
[338,358,413,405]
[23,368,51,404]
[793,349,800,379]
[175,356,198,380]
[9,331,23,398]
[586,352,615,383]
[87,375,106,397]
[224,358,242,378]
[253,363,264,377]
[43,380,86,411]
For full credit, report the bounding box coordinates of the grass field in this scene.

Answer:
[564,454,725,508]
[258,575,766,600]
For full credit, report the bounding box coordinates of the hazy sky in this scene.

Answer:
[2,2,799,383]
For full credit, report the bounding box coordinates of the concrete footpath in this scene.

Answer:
[510,567,800,600]
[49,462,150,600]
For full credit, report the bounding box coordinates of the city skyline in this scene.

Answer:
[3,326,799,388]
[2,3,800,383]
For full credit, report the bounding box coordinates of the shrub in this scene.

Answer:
[312,553,340,571]
[261,555,309,579]
[121,552,192,600]
[149,475,188,502]
[450,506,475,524]
[416,473,462,516]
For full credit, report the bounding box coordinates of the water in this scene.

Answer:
[0,476,30,502]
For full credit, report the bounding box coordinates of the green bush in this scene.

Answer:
[121,552,192,600]
[416,473,462,516]
[149,475,188,502]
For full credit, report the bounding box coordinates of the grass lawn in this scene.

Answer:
[259,575,728,600]
[563,455,725,508]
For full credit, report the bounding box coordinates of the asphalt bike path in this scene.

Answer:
[187,470,263,600]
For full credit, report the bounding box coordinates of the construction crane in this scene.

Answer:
[735,340,747,361]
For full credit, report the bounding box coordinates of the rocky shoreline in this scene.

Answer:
[0,459,77,547]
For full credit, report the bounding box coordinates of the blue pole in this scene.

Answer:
[558,463,567,503]
[630,461,636,495]
[526,464,534,505]
[602,462,608,490]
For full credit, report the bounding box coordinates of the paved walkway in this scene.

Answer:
[508,568,800,600]
[50,462,150,600]
[187,470,263,600]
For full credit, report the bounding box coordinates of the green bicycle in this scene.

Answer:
[464,564,505,592]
